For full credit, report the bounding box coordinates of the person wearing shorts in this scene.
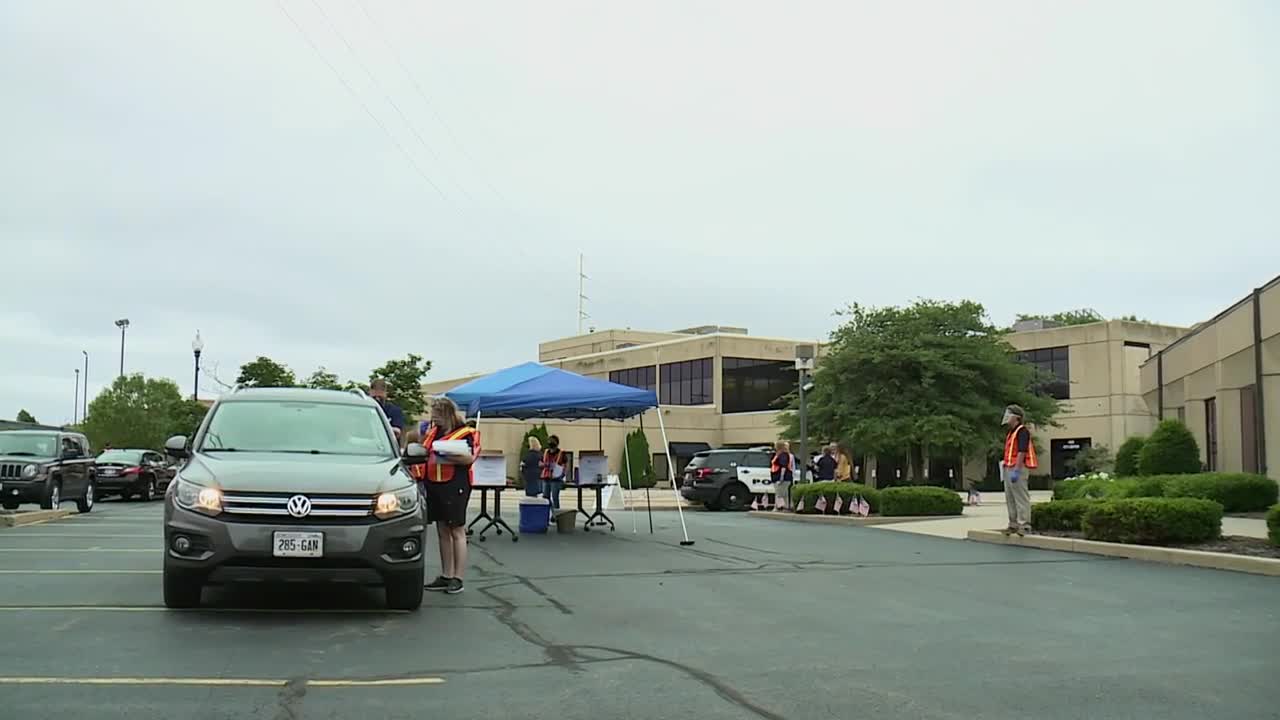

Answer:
[419,397,479,594]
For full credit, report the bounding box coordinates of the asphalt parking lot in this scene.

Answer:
[1,499,1277,720]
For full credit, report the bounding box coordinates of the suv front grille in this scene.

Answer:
[0,463,25,481]
[221,492,375,520]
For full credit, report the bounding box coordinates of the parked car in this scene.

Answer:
[161,386,427,610]
[94,449,175,501]
[0,430,96,512]
[679,448,776,511]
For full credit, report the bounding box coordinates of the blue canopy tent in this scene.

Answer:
[444,362,693,544]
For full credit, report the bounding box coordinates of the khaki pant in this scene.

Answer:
[1002,464,1031,530]
[774,481,791,510]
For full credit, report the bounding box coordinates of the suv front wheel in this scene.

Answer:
[385,568,425,611]
[163,569,204,609]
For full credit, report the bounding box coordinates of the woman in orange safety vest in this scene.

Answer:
[419,397,479,594]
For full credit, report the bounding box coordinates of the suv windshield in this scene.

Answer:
[199,401,394,457]
[97,450,144,464]
[0,433,58,457]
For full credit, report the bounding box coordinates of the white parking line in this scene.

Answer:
[0,676,444,687]
[0,570,160,574]
[0,606,408,613]
[0,534,158,539]
[0,548,158,552]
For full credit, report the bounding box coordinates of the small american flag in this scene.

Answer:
[750,496,758,511]
[856,496,871,517]
[832,494,844,514]
[815,495,828,513]
[797,497,806,512]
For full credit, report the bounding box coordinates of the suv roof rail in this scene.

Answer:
[348,388,368,399]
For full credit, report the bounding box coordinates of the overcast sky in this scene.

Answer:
[3,0,1277,425]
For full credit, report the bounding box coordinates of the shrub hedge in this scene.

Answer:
[1054,478,1112,500]
[792,482,881,515]
[1106,475,1171,499]
[879,486,964,517]
[1138,420,1201,475]
[1163,473,1278,513]
[1031,499,1102,532]
[1267,505,1280,548]
[1114,436,1146,477]
[1081,498,1222,546]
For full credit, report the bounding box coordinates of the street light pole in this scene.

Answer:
[74,368,80,425]
[192,331,204,402]
[82,350,89,420]
[114,318,130,378]
[795,344,816,489]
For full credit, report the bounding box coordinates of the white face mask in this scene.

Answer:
[1001,411,1016,425]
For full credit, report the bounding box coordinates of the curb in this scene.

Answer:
[0,509,76,528]
[966,530,1280,577]
[748,512,958,527]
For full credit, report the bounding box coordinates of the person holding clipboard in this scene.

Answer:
[418,397,479,595]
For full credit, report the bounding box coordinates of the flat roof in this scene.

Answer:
[1141,273,1280,365]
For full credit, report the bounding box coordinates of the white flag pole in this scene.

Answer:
[623,428,637,534]
[654,408,693,546]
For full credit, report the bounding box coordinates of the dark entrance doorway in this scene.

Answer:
[928,450,963,489]
[1050,438,1092,479]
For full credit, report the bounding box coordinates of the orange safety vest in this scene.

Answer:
[770,452,793,481]
[418,425,480,484]
[540,449,566,480]
[1003,424,1039,469]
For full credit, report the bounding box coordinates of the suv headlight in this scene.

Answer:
[375,485,420,519]
[21,464,40,480]
[174,479,223,516]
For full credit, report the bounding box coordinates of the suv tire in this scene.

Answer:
[40,480,61,510]
[75,481,95,513]
[718,483,751,512]
[163,570,203,609]
[1,501,18,511]
[139,478,155,502]
[385,568,425,611]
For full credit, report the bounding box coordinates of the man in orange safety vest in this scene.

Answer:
[1001,404,1038,536]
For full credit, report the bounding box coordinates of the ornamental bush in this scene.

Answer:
[878,486,964,517]
[1267,505,1280,547]
[1114,436,1146,477]
[1138,420,1201,475]
[1081,498,1222,546]
[1162,473,1278,513]
[792,482,881,515]
[1031,499,1103,532]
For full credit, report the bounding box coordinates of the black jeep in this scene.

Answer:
[0,430,96,512]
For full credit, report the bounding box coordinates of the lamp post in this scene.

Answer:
[82,350,89,420]
[191,331,204,401]
[795,345,816,487]
[114,318,130,377]
[74,368,81,425]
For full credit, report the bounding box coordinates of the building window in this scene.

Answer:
[659,358,712,405]
[609,366,655,392]
[1017,346,1070,399]
[1205,397,1218,471]
[722,357,795,414]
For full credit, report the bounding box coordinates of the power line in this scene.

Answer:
[307,0,470,202]
[274,0,450,203]
[359,0,509,206]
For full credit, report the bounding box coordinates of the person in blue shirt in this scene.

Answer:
[369,378,404,442]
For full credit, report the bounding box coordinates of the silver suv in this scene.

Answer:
[162,387,429,610]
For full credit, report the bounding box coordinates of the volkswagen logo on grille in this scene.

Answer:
[286,495,312,518]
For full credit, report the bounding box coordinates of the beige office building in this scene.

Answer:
[1140,276,1278,480]
[422,318,1188,486]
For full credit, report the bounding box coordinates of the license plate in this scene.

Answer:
[272,532,323,558]
[99,469,117,476]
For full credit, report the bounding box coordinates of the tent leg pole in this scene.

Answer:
[624,429,637,534]
[641,414,654,534]
[655,409,693,546]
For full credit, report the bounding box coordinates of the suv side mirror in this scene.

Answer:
[164,435,189,459]
[402,443,429,466]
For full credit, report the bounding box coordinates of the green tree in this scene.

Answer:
[15,409,37,424]
[1016,308,1104,326]
[369,353,432,418]
[81,375,192,450]
[236,356,297,388]
[171,399,210,439]
[623,428,656,489]
[1115,435,1147,476]
[1066,445,1113,476]
[304,367,345,390]
[780,299,1059,484]
[1139,420,1201,475]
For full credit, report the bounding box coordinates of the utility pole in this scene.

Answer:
[795,345,816,488]
[82,350,89,420]
[577,253,590,335]
[74,368,80,425]
[114,318,130,378]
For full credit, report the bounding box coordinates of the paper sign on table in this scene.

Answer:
[471,454,507,487]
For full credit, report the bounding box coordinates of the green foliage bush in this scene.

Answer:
[1163,473,1278,513]
[622,429,656,489]
[1106,476,1171,499]
[1031,499,1103,532]
[1081,498,1222,545]
[1054,477,1112,500]
[879,486,963,516]
[1267,505,1280,548]
[1138,420,1201,475]
[1114,436,1146,477]
[792,482,880,514]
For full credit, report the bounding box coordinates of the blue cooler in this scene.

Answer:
[519,497,551,534]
